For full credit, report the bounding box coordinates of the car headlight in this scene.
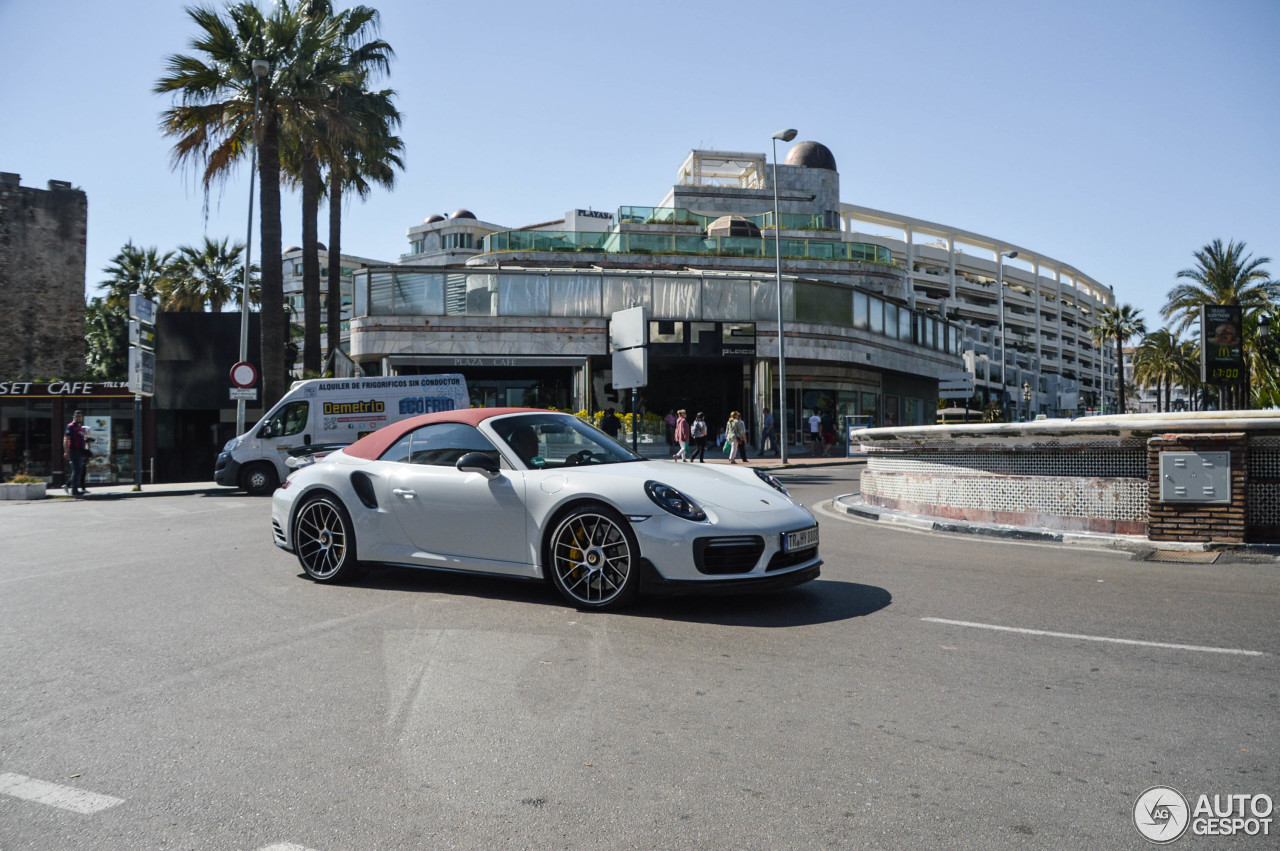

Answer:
[753,468,789,495]
[223,437,242,452]
[644,480,707,521]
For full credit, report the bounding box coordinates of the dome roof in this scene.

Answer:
[284,245,301,253]
[449,209,476,220]
[706,215,761,238]
[784,140,837,171]
[424,214,445,223]
[316,242,326,251]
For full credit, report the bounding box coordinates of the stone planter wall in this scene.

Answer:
[0,482,47,500]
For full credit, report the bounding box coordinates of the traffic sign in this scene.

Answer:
[129,294,159,325]
[230,362,258,388]
[939,388,975,400]
[128,348,155,396]
[129,320,156,350]
[939,371,973,383]
[229,387,259,400]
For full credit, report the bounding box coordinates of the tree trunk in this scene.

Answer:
[327,164,343,373]
[259,110,286,412]
[301,147,322,376]
[1115,337,1126,414]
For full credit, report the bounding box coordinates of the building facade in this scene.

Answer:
[0,172,88,379]
[338,141,1114,438]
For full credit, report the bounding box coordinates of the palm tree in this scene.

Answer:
[84,296,129,380]
[157,1,319,410]
[1087,320,1111,412]
[323,84,402,368]
[1097,304,1146,414]
[162,237,249,312]
[1162,239,1276,409]
[278,0,395,375]
[99,241,174,311]
[1134,328,1189,412]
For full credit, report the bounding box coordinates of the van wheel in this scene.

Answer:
[242,463,279,496]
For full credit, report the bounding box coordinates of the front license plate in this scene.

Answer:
[782,525,819,552]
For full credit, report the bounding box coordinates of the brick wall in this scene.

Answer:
[1147,432,1247,544]
[0,174,88,379]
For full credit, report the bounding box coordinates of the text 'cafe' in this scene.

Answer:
[0,380,151,487]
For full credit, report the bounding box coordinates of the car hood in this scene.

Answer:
[531,460,800,514]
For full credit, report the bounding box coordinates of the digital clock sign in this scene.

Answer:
[1200,304,1243,383]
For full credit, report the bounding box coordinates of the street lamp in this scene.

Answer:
[1022,381,1031,421]
[997,250,1018,420]
[237,58,270,436]
[771,128,797,463]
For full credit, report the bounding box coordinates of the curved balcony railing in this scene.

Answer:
[480,229,892,265]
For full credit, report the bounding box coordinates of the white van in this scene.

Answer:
[214,374,469,495]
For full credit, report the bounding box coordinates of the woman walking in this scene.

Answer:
[673,409,691,461]
[725,411,749,463]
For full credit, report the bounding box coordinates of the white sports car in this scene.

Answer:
[270,408,820,610]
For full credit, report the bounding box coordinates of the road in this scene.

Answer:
[1,468,1276,849]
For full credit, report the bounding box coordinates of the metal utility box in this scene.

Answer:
[1158,451,1231,503]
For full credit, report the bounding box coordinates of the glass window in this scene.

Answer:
[601,278,652,315]
[393,272,443,314]
[884,303,899,339]
[369,272,394,314]
[868,297,884,334]
[796,282,852,326]
[653,277,699,319]
[381,422,498,467]
[489,412,642,470]
[701,278,752,320]
[354,271,367,317]
[853,292,869,330]
[551,275,602,317]
[259,401,309,438]
[899,307,912,341]
[498,275,550,316]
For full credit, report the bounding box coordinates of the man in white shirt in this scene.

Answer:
[808,412,822,456]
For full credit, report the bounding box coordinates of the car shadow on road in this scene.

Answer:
[627,579,890,627]
[327,568,889,627]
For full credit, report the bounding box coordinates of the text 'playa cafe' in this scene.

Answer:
[339,140,1114,434]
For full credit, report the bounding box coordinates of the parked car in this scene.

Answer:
[270,408,821,610]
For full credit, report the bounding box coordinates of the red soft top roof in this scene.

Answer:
[343,407,551,460]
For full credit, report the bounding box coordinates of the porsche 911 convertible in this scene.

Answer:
[270,408,820,610]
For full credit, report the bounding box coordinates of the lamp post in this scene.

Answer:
[1022,381,1031,421]
[237,58,270,436]
[996,250,1018,420]
[771,128,797,463]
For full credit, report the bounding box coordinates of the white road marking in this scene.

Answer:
[259,844,320,851]
[0,772,124,813]
[921,618,1265,656]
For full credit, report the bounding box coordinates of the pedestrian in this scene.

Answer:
[808,410,822,456]
[673,409,691,461]
[63,409,92,496]
[821,409,837,456]
[758,407,775,456]
[725,410,749,463]
[664,409,677,448]
[601,407,621,439]
[690,412,709,462]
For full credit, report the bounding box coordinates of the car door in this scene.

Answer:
[382,422,532,573]
[256,400,311,478]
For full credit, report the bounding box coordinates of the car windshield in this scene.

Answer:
[490,413,643,469]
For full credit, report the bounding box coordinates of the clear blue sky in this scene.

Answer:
[1,0,1276,330]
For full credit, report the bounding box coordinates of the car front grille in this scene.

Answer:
[694,536,765,575]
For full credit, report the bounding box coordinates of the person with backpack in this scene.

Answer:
[725,411,748,464]
[690,412,709,462]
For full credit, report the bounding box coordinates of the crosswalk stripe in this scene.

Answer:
[0,772,124,814]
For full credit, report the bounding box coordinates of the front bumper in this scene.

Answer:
[214,452,241,487]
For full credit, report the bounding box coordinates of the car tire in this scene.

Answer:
[242,463,279,496]
[294,495,359,583]
[546,503,641,610]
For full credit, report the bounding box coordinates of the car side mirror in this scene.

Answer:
[456,451,501,479]
[259,423,274,439]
